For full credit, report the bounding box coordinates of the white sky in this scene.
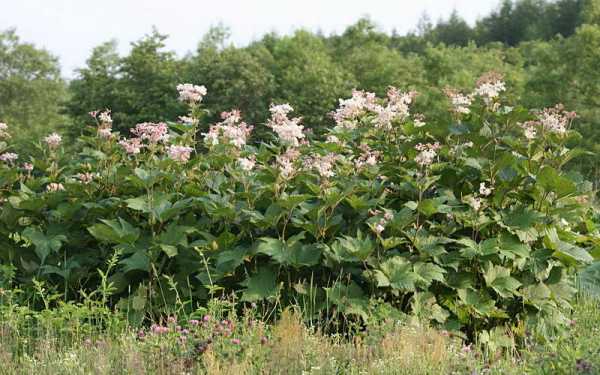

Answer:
[1,0,500,77]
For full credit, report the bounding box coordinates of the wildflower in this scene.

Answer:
[167,145,193,163]
[444,88,472,115]
[45,132,62,149]
[537,104,576,136]
[46,183,65,192]
[238,156,256,171]
[0,152,18,164]
[189,319,200,326]
[119,138,143,155]
[374,223,385,234]
[202,315,211,322]
[414,142,441,167]
[177,83,207,104]
[98,110,112,125]
[468,196,482,211]
[76,172,95,184]
[88,110,99,118]
[474,72,506,103]
[354,144,380,169]
[326,135,340,144]
[268,104,305,147]
[167,316,177,324]
[131,122,169,143]
[304,153,337,178]
[231,338,241,345]
[276,148,300,179]
[479,182,493,197]
[22,162,34,171]
[333,90,377,126]
[202,110,253,148]
[0,122,10,139]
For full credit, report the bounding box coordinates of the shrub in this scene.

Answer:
[0,73,597,341]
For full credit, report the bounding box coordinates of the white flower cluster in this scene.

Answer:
[276,148,300,179]
[304,153,338,178]
[537,105,576,136]
[45,133,62,149]
[474,81,506,102]
[268,104,305,147]
[203,110,253,148]
[467,182,493,211]
[167,145,194,163]
[333,90,377,126]
[354,144,380,169]
[97,110,114,139]
[370,209,394,234]
[118,138,143,155]
[414,142,441,167]
[0,152,18,164]
[176,83,207,104]
[479,182,493,197]
[237,156,256,171]
[131,122,169,144]
[333,88,415,129]
[0,122,11,139]
[520,121,538,140]
[445,88,473,115]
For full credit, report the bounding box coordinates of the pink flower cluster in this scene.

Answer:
[92,110,114,139]
[303,153,338,178]
[333,90,377,126]
[203,110,253,148]
[0,152,18,164]
[276,148,300,179]
[131,122,169,144]
[444,88,473,115]
[354,144,381,169]
[45,132,62,149]
[177,83,207,104]
[333,88,415,129]
[268,104,305,147]
[119,138,143,155]
[167,145,194,163]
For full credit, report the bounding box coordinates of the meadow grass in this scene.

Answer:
[1,294,598,375]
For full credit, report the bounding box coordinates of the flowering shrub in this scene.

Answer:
[0,74,597,340]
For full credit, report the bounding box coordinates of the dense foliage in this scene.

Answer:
[1,75,598,344]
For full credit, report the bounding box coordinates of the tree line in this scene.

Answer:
[2,0,600,181]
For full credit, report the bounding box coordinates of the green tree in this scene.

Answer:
[0,29,66,145]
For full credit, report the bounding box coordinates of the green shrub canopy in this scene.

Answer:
[0,73,597,340]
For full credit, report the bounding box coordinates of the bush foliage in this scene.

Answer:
[1,74,598,342]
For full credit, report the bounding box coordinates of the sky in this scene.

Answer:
[1,0,501,77]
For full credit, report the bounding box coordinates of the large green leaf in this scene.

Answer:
[88,218,140,245]
[241,266,279,302]
[22,227,67,264]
